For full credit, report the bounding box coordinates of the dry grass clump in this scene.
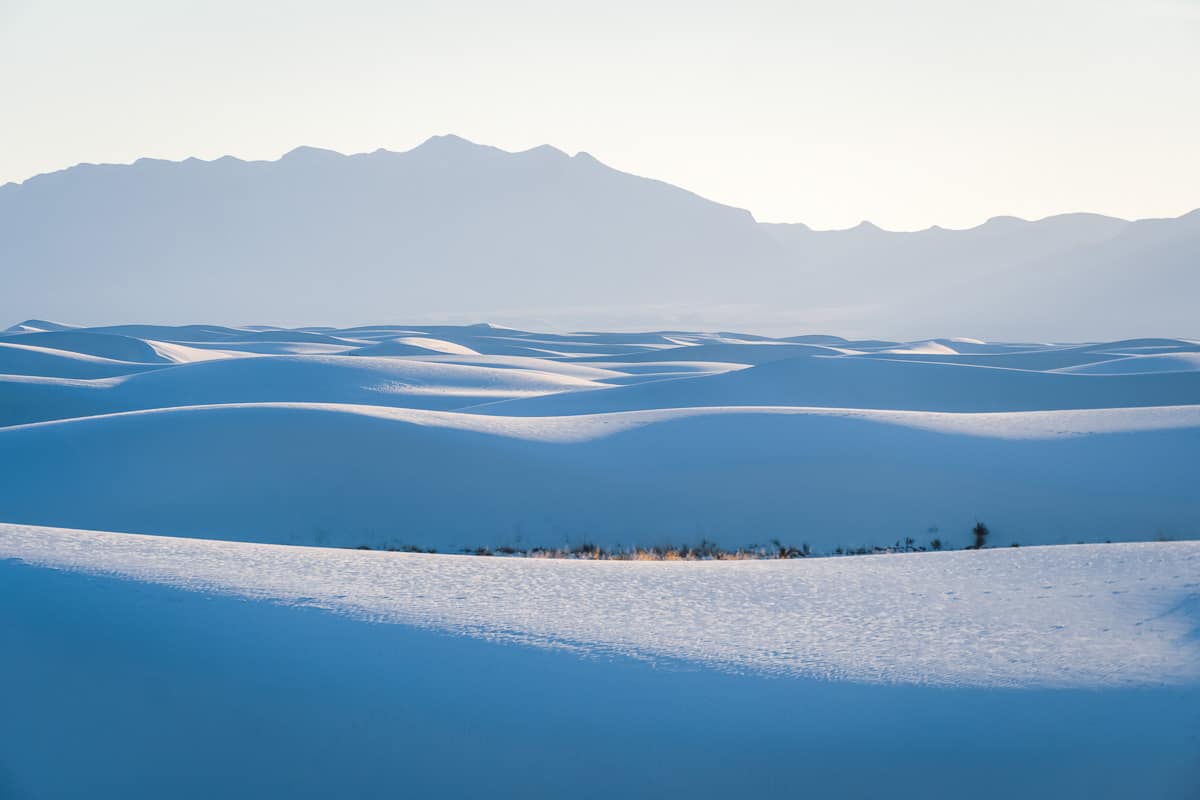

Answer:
[469,540,805,561]
[353,534,965,560]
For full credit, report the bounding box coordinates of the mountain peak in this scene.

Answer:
[280,145,343,161]
[517,143,569,160]
[410,134,490,154]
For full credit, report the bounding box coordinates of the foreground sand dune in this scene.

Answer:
[2,322,1198,799]
[3,522,1196,688]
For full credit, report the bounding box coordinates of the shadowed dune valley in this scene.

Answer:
[2,319,1198,797]
[3,2,1200,796]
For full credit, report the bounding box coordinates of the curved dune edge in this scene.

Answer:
[3,322,1197,551]
[1,401,1197,551]
[6,400,1200,441]
[2,523,1197,689]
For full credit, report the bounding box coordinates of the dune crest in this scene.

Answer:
[1,321,1197,551]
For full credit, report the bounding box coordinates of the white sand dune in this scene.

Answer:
[1058,353,1200,375]
[2,322,1197,551]
[1,401,1196,550]
[0,340,158,379]
[142,339,248,363]
[390,353,635,380]
[0,330,177,363]
[348,336,481,356]
[881,340,960,355]
[569,340,851,363]
[1073,337,1200,353]
[2,319,1198,800]
[3,522,1197,688]
[0,354,610,426]
[5,524,1198,798]
[3,318,77,333]
[480,352,1200,415]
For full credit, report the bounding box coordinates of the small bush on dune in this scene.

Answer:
[571,542,601,559]
[972,521,990,550]
[771,539,809,559]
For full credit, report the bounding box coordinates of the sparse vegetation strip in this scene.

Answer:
[351,528,1019,560]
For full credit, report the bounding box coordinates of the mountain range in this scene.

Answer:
[3,135,1196,340]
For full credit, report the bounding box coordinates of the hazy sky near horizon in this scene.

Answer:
[1,0,1197,230]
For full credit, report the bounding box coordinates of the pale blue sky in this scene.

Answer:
[1,0,1197,229]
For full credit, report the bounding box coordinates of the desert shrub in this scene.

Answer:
[972,521,990,550]
[771,539,806,558]
[571,542,602,559]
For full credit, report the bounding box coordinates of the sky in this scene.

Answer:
[1,0,1197,230]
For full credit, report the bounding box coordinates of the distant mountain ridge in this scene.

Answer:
[2,135,1196,339]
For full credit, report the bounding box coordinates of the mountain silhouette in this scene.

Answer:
[2,135,1195,339]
